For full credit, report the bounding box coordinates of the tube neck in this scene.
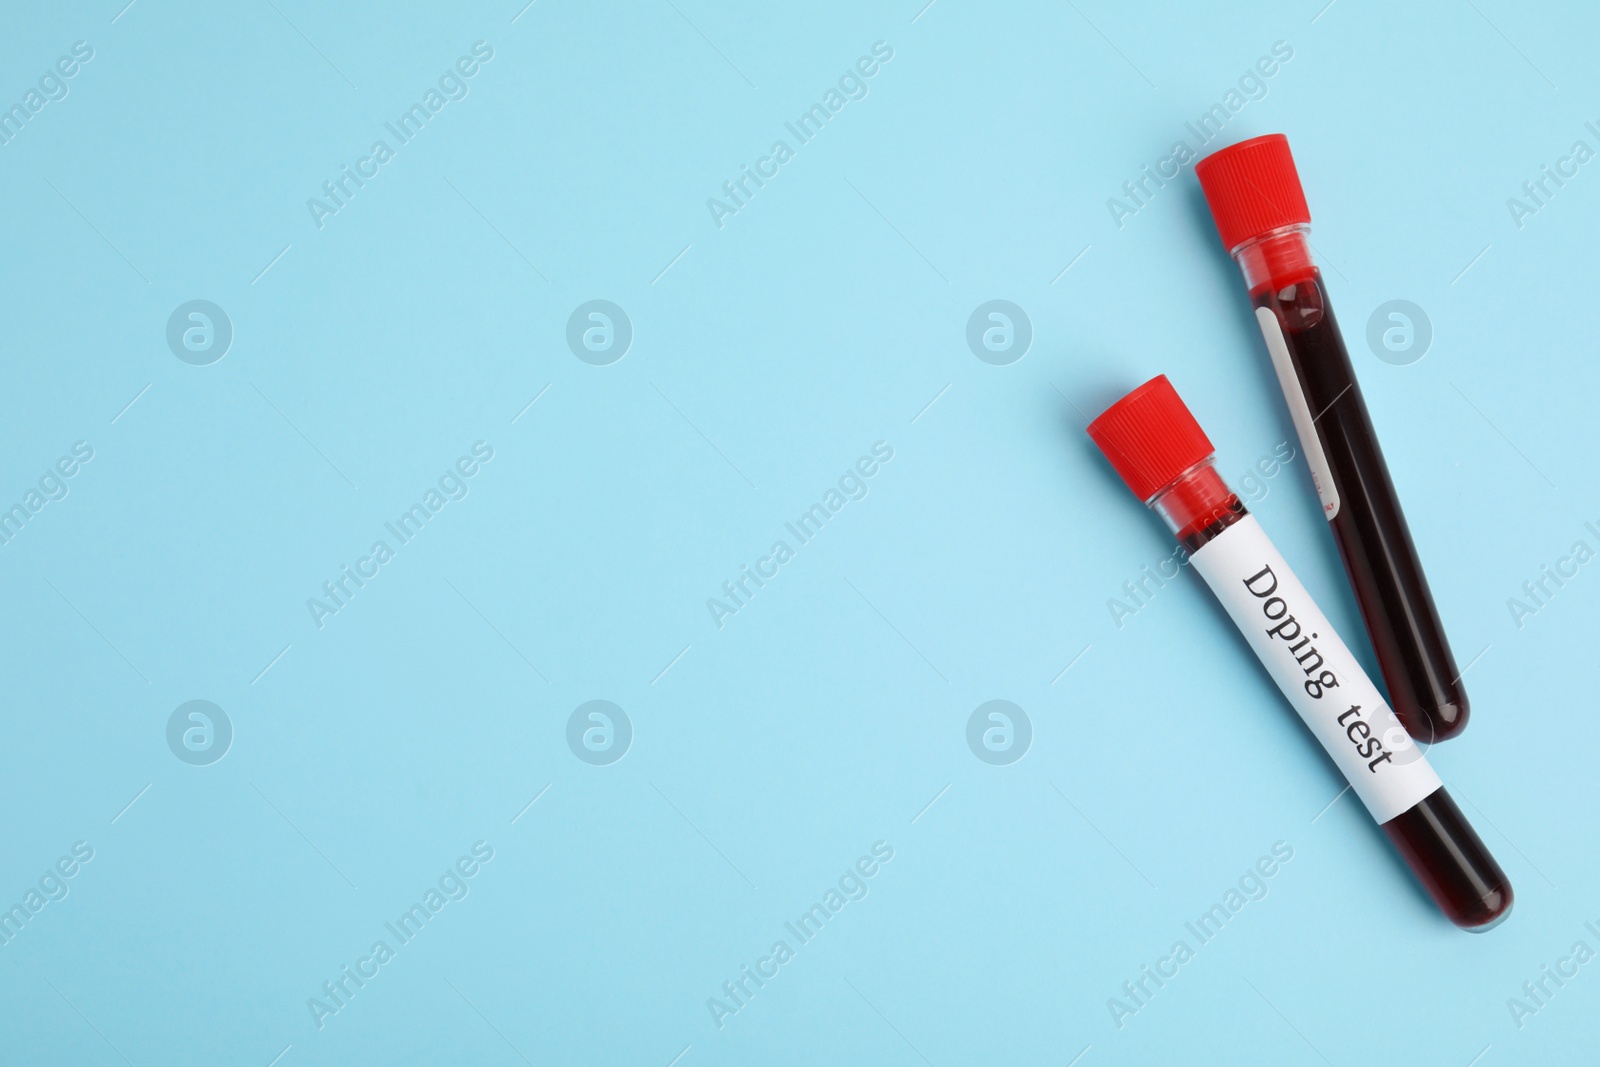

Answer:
[1233,223,1315,296]
[1150,459,1240,542]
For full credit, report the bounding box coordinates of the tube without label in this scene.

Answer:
[1086,375,1511,929]
[1196,134,1469,744]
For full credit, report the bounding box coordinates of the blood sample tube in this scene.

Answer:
[1195,134,1469,744]
[1087,375,1511,930]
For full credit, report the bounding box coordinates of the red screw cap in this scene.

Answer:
[1087,375,1215,503]
[1195,133,1311,252]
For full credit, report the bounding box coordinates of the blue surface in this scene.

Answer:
[2,1,1597,1063]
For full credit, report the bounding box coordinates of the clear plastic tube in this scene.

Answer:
[1198,137,1469,744]
[1089,376,1511,929]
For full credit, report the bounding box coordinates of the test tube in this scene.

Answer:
[1087,375,1511,930]
[1195,134,1469,743]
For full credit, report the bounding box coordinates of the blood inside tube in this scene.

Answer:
[1384,791,1513,929]
[1253,272,1470,742]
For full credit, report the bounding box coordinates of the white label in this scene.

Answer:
[1255,307,1340,520]
[1191,514,1440,823]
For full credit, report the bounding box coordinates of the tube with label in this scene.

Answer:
[1195,134,1469,744]
[1087,375,1511,930]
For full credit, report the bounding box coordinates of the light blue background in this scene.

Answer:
[1,1,1596,1063]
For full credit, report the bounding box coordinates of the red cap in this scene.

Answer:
[1194,133,1310,252]
[1087,376,1215,502]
